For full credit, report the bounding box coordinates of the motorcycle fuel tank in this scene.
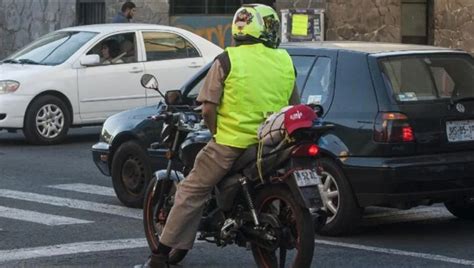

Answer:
[179,129,212,169]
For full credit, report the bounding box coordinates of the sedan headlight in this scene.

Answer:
[0,80,20,94]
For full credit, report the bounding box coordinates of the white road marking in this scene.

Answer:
[1,237,472,265]
[0,238,148,263]
[315,239,474,266]
[0,206,92,226]
[47,183,115,197]
[0,189,141,219]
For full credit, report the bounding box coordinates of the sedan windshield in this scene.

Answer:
[4,31,97,66]
[379,54,474,102]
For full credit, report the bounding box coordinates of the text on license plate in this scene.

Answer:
[294,169,321,187]
[446,120,474,142]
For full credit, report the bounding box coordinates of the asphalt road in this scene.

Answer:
[1,127,474,267]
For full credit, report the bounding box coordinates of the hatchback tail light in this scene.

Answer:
[374,112,415,143]
[292,144,319,157]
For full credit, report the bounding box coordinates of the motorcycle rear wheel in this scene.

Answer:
[251,185,315,268]
[143,176,188,265]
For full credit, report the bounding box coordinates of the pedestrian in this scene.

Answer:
[142,4,300,268]
[112,1,136,23]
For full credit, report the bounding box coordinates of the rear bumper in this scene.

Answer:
[92,142,111,176]
[343,151,474,207]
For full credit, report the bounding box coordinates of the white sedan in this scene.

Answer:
[0,23,222,144]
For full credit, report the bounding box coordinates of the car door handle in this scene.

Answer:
[188,62,202,68]
[129,67,143,73]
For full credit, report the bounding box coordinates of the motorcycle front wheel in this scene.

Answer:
[143,176,188,265]
[251,185,315,268]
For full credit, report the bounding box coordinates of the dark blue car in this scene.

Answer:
[93,42,474,235]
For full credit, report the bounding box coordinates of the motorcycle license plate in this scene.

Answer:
[294,169,321,187]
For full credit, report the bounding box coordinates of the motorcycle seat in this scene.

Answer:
[230,141,285,173]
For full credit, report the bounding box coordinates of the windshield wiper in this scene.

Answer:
[1,59,20,64]
[18,59,42,65]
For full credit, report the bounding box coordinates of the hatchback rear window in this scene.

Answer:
[379,54,474,102]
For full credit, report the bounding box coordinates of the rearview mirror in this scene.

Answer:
[141,74,159,91]
[80,54,100,66]
[165,90,183,105]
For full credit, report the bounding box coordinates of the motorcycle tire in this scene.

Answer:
[143,176,188,265]
[251,184,315,268]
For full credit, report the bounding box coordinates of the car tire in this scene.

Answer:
[444,198,474,220]
[318,158,362,236]
[23,95,70,145]
[111,140,152,208]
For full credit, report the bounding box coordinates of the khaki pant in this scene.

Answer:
[160,140,244,250]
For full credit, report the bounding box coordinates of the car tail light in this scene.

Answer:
[292,144,319,157]
[374,112,415,143]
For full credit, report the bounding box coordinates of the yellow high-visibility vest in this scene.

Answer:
[215,43,295,148]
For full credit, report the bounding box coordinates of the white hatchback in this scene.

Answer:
[0,23,222,144]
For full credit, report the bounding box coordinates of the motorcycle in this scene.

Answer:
[141,74,332,268]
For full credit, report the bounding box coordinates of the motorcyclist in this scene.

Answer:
[146,4,300,267]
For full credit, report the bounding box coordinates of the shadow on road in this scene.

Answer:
[335,209,474,254]
[0,127,101,146]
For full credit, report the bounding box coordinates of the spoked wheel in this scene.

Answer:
[143,176,188,265]
[23,95,70,145]
[252,185,315,268]
[319,170,340,224]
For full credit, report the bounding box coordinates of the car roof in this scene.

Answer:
[282,41,462,55]
[57,23,186,34]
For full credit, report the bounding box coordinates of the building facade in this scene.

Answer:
[0,0,473,59]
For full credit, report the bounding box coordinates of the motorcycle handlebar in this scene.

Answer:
[149,110,202,129]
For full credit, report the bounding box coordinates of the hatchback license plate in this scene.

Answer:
[446,120,474,142]
[294,169,321,187]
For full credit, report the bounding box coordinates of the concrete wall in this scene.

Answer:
[0,0,169,59]
[0,0,76,59]
[275,0,326,10]
[325,0,401,42]
[434,0,474,53]
[1,0,473,58]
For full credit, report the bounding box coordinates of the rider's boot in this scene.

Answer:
[148,253,169,268]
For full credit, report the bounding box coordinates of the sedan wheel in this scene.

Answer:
[111,141,152,208]
[35,104,65,139]
[318,159,362,236]
[23,95,70,145]
[121,156,146,195]
[319,171,340,223]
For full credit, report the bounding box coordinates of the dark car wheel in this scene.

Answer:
[111,140,152,208]
[444,198,474,220]
[23,95,70,145]
[318,158,362,236]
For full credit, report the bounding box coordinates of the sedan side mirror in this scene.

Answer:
[80,54,100,66]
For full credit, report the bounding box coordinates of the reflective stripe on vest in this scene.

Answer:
[215,43,295,148]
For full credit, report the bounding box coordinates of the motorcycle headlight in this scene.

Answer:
[0,80,20,94]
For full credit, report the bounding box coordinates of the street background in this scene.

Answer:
[1,128,474,267]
